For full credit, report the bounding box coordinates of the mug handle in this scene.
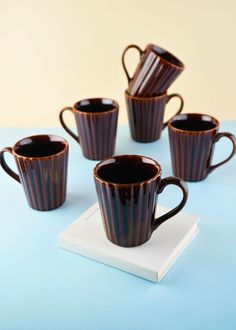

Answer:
[121,44,143,83]
[59,107,80,143]
[162,94,184,129]
[151,177,188,232]
[0,147,20,183]
[207,132,236,174]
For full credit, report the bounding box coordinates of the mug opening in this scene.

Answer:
[13,135,68,158]
[169,113,219,132]
[74,98,118,114]
[94,155,161,185]
[149,44,184,68]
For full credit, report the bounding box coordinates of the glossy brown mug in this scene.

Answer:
[122,43,185,97]
[125,90,184,142]
[168,113,236,181]
[94,155,188,247]
[59,98,119,160]
[0,135,69,211]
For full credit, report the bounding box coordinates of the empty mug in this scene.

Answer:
[125,90,184,142]
[0,135,69,211]
[94,155,188,247]
[168,113,236,181]
[122,43,185,97]
[59,98,119,160]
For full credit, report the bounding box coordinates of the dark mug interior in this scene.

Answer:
[74,98,118,114]
[169,113,219,132]
[94,155,160,184]
[13,135,68,158]
[148,44,185,68]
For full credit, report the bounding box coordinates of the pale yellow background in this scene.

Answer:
[0,0,235,128]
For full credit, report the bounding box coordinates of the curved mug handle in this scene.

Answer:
[0,147,20,183]
[59,107,80,143]
[207,132,236,174]
[162,94,184,130]
[121,44,143,83]
[151,177,188,231]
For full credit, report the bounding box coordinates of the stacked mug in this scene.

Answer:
[122,43,185,142]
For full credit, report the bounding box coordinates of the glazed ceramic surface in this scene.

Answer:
[125,90,184,142]
[122,44,185,97]
[168,113,236,181]
[59,98,119,160]
[94,155,188,247]
[0,135,68,211]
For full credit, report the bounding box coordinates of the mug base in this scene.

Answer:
[106,235,151,248]
[173,173,208,182]
[131,135,161,143]
[27,199,66,211]
[82,152,115,161]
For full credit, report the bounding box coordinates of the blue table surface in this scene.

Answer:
[0,123,236,330]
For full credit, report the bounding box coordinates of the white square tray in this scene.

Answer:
[58,202,199,282]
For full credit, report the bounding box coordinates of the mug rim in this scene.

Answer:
[93,154,161,186]
[73,97,119,115]
[168,113,220,133]
[147,44,185,70]
[12,134,69,159]
[125,89,167,100]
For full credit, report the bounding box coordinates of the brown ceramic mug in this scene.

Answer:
[125,90,184,142]
[122,43,185,97]
[59,98,119,160]
[0,135,69,211]
[168,113,236,181]
[94,155,188,247]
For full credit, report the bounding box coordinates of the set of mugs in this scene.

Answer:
[122,43,236,181]
[1,43,235,248]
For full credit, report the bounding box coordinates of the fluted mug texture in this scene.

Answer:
[168,113,236,181]
[0,135,69,211]
[125,90,184,142]
[122,44,185,97]
[94,155,188,247]
[59,98,119,160]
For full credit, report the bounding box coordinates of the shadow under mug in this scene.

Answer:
[59,98,119,160]
[122,43,185,97]
[94,155,188,247]
[168,113,236,181]
[0,135,69,211]
[125,90,184,142]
